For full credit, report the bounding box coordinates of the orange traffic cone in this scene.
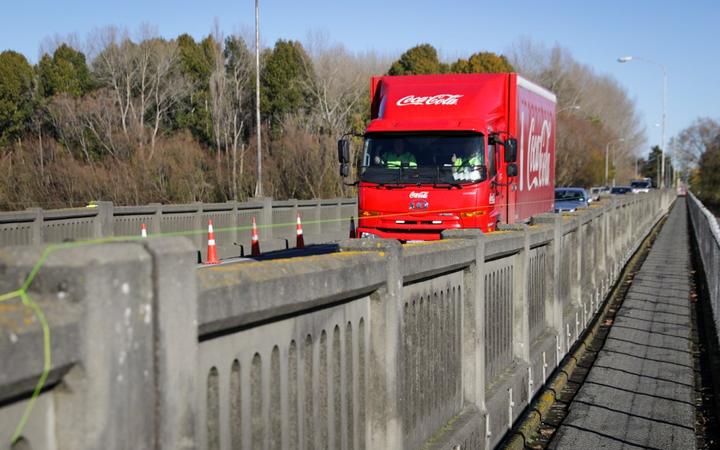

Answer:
[349,216,357,238]
[251,217,261,256]
[141,223,148,238]
[205,219,220,264]
[296,213,305,249]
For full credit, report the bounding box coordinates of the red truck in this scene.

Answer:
[338,73,556,240]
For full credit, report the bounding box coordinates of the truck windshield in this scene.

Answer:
[361,133,486,185]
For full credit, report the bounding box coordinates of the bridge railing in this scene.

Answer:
[687,193,720,337]
[0,197,358,258]
[0,190,675,450]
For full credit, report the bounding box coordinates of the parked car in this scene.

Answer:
[630,179,652,193]
[610,186,632,195]
[589,186,609,202]
[555,188,589,213]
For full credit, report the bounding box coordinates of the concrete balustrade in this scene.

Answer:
[0,190,675,449]
[0,197,358,259]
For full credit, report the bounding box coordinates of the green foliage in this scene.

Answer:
[0,51,35,146]
[695,135,720,205]
[640,145,674,188]
[37,44,93,97]
[260,40,313,124]
[388,44,447,75]
[450,52,514,73]
[173,34,216,145]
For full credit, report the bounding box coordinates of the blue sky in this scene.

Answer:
[2,0,718,158]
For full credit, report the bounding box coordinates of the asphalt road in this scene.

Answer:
[196,243,340,268]
[551,198,697,449]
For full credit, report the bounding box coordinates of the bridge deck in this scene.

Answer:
[551,198,697,449]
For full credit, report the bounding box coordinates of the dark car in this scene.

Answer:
[610,186,632,195]
[555,188,589,213]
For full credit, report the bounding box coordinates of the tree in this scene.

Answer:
[450,52,514,73]
[302,35,368,135]
[696,135,720,205]
[37,44,93,98]
[260,40,313,124]
[388,44,446,75]
[640,146,674,188]
[173,34,215,145]
[669,117,720,179]
[0,51,35,146]
[507,38,646,186]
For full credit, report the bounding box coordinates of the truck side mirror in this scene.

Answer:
[504,138,518,163]
[338,139,350,164]
[507,163,518,177]
[340,163,349,178]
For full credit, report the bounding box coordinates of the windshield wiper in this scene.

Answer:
[377,182,406,189]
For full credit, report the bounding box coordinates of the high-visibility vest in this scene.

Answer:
[454,155,481,168]
[383,152,417,169]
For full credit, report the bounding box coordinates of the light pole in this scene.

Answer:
[617,56,667,188]
[254,0,263,197]
[605,138,624,187]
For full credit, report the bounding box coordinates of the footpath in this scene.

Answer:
[551,198,697,449]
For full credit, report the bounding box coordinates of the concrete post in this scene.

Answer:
[93,201,114,239]
[338,238,404,449]
[573,218,583,307]
[442,229,487,411]
[50,243,157,449]
[149,203,162,234]
[142,237,199,449]
[193,202,204,251]
[533,214,564,346]
[261,197,273,239]
[26,207,43,245]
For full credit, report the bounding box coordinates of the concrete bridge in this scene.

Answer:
[1,190,717,449]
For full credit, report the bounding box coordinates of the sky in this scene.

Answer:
[2,0,719,158]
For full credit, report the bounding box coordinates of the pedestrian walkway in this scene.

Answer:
[551,198,696,449]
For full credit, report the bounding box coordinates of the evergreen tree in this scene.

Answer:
[0,51,35,145]
[388,44,446,75]
[260,40,313,124]
[450,51,514,73]
[37,44,93,97]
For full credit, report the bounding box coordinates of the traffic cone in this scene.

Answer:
[349,216,357,238]
[296,213,305,249]
[140,223,148,238]
[205,219,220,264]
[251,217,261,256]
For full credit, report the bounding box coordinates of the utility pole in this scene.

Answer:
[617,56,667,188]
[254,0,263,197]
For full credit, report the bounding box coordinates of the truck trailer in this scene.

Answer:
[338,73,556,240]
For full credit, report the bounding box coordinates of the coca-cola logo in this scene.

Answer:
[521,113,552,191]
[409,191,429,199]
[396,94,463,106]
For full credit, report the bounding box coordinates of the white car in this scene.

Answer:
[630,180,652,193]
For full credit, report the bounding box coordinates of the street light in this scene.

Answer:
[254,0,263,197]
[605,138,625,187]
[617,55,667,188]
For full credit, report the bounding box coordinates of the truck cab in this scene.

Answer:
[339,73,556,240]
